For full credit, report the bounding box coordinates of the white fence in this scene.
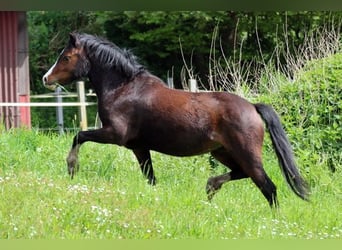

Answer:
[0,81,97,134]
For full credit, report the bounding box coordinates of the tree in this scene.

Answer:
[29,11,340,91]
[102,11,340,88]
[103,11,235,87]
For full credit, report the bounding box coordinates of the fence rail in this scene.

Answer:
[1,81,97,133]
[0,102,96,107]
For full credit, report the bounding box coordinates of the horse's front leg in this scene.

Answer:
[66,139,80,179]
[133,149,156,185]
[66,127,116,179]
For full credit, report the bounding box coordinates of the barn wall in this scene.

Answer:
[0,11,30,129]
[17,12,31,128]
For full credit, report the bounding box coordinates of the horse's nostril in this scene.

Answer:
[43,76,47,84]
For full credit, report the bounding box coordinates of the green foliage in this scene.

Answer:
[101,11,338,86]
[28,11,341,91]
[257,53,342,182]
[103,11,228,82]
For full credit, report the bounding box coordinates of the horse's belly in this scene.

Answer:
[127,131,221,156]
[153,143,221,156]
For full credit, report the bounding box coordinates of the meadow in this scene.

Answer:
[0,128,341,239]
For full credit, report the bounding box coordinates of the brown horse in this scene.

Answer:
[43,33,309,207]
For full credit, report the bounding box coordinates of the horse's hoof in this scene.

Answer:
[148,177,157,186]
[206,185,215,201]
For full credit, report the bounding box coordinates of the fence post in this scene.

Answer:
[167,77,174,89]
[56,86,64,135]
[77,81,88,131]
[188,78,198,92]
[95,112,102,129]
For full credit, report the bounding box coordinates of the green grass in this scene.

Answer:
[0,129,341,239]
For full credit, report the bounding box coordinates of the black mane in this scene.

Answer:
[75,33,146,79]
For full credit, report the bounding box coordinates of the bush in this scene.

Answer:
[258,53,342,179]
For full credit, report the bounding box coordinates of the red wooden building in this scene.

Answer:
[0,11,31,129]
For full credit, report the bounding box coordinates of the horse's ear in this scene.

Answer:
[69,33,79,47]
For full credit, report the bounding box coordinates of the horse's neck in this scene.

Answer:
[88,67,127,95]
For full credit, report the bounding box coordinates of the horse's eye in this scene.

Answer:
[61,56,71,62]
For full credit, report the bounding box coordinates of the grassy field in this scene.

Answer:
[0,129,341,239]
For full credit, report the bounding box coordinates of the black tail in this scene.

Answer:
[254,103,310,201]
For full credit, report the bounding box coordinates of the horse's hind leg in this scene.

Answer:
[206,148,248,200]
[233,151,279,207]
[133,149,156,185]
[207,147,278,207]
[245,163,278,207]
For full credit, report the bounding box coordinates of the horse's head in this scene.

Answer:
[42,33,90,90]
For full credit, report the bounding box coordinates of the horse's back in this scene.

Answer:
[125,78,264,155]
[135,78,261,133]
